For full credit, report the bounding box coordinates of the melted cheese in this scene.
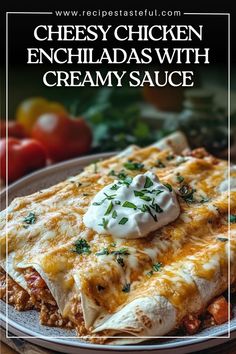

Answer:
[0,145,235,331]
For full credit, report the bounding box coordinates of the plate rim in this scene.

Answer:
[1,152,235,351]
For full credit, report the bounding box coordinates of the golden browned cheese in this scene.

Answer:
[0,146,235,325]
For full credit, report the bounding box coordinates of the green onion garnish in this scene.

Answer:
[119,217,129,225]
[144,176,154,188]
[122,201,137,209]
[104,202,113,216]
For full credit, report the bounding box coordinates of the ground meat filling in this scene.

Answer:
[23,268,74,328]
[0,267,33,311]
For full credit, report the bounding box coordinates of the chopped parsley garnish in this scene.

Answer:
[108,169,116,176]
[119,217,129,225]
[229,214,236,223]
[122,283,131,293]
[115,200,121,205]
[176,173,184,183]
[23,212,36,225]
[95,248,110,256]
[152,262,163,272]
[156,160,165,168]
[122,201,137,209]
[144,176,154,188]
[146,262,163,276]
[116,256,125,267]
[123,161,144,170]
[119,176,133,187]
[95,247,130,259]
[112,210,118,219]
[111,248,130,256]
[118,171,128,180]
[217,237,228,242]
[179,185,196,203]
[73,238,91,255]
[163,183,172,192]
[104,202,113,215]
[200,196,210,203]
[99,218,109,229]
[110,184,120,191]
[166,154,174,161]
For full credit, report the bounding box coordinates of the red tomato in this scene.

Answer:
[0,138,47,182]
[207,296,231,325]
[31,114,92,162]
[0,121,27,139]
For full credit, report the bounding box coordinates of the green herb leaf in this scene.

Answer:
[122,201,137,209]
[23,212,36,225]
[152,262,163,272]
[200,196,210,203]
[112,210,118,219]
[111,248,130,256]
[144,176,154,188]
[176,174,184,183]
[119,176,133,187]
[104,202,113,215]
[124,161,144,170]
[93,199,106,206]
[95,248,110,256]
[122,283,131,293]
[151,201,163,213]
[99,218,109,229]
[229,214,236,223]
[116,256,125,267]
[115,200,121,205]
[179,185,196,203]
[146,262,163,276]
[156,160,165,168]
[163,183,172,192]
[119,217,129,225]
[73,238,91,255]
[166,154,174,161]
[104,192,116,200]
[134,190,144,197]
[110,184,120,191]
[217,237,228,242]
[140,195,152,202]
[140,205,157,222]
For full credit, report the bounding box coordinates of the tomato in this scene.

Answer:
[16,97,67,134]
[0,120,27,139]
[143,85,184,112]
[31,114,92,162]
[0,138,47,182]
[207,296,231,325]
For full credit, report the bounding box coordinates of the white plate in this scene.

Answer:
[0,152,235,353]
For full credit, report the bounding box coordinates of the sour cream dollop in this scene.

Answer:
[83,172,180,239]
